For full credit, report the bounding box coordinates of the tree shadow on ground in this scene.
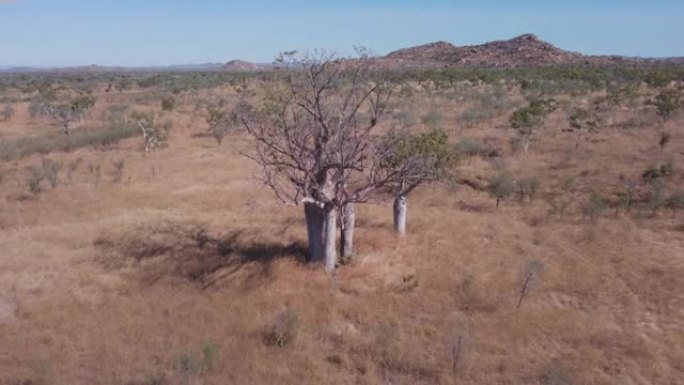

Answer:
[94,221,307,290]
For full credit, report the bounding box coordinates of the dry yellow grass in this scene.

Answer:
[0,80,683,385]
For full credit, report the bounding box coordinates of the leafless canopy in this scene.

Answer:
[238,49,402,210]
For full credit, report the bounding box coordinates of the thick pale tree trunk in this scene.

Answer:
[304,202,325,263]
[340,202,356,260]
[393,196,407,236]
[323,207,337,272]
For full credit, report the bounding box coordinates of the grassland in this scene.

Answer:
[0,69,682,385]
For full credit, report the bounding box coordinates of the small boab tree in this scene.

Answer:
[238,50,396,271]
[377,129,456,236]
[509,99,557,153]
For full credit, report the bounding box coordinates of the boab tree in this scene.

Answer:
[238,50,396,271]
[377,129,456,235]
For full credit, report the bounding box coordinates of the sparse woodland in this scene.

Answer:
[0,59,683,384]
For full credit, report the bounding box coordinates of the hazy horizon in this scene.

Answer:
[1,0,683,67]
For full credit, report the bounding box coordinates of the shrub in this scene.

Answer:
[205,104,237,145]
[617,177,639,213]
[161,96,176,111]
[659,131,671,151]
[174,352,201,385]
[509,98,557,153]
[517,259,544,308]
[648,88,682,122]
[546,177,575,220]
[581,192,608,221]
[374,321,400,361]
[516,176,541,203]
[646,177,666,213]
[487,165,515,208]
[448,331,469,376]
[201,339,219,371]
[0,104,14,121]
[509,136,524,156]
[27,166,44,195]
[568,108,600,133]
[421,110,442,129]
[392,109,416,129]
[133,112,169,152]
[455,138,488,164]
[642,162,675,184]
[540,362,575,385]
[41,158,61,188]
[665,191,684,217]
[265,308,299,347]
[460,108,496,126]
[112,159,125,183]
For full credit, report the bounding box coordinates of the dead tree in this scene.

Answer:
[517,259,544,308]
[238,50,396,270]
[132,112,166,152]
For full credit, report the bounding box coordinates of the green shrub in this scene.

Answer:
[201,339,219,371]
[509,99,557,153]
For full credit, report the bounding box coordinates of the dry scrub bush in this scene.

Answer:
[581,192,608,222]
[25,158,61,194]
[0,104,14,121]
[112,159,125,183]
[487,163,515,208]
[265,307,299,347]
[517,259,544,308]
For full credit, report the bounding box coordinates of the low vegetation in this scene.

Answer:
[0,60,682,384]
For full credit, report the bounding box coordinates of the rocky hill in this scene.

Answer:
[220,60,260,72]
[383,34,668,68]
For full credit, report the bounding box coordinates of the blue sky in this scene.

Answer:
[1,0,683,66]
